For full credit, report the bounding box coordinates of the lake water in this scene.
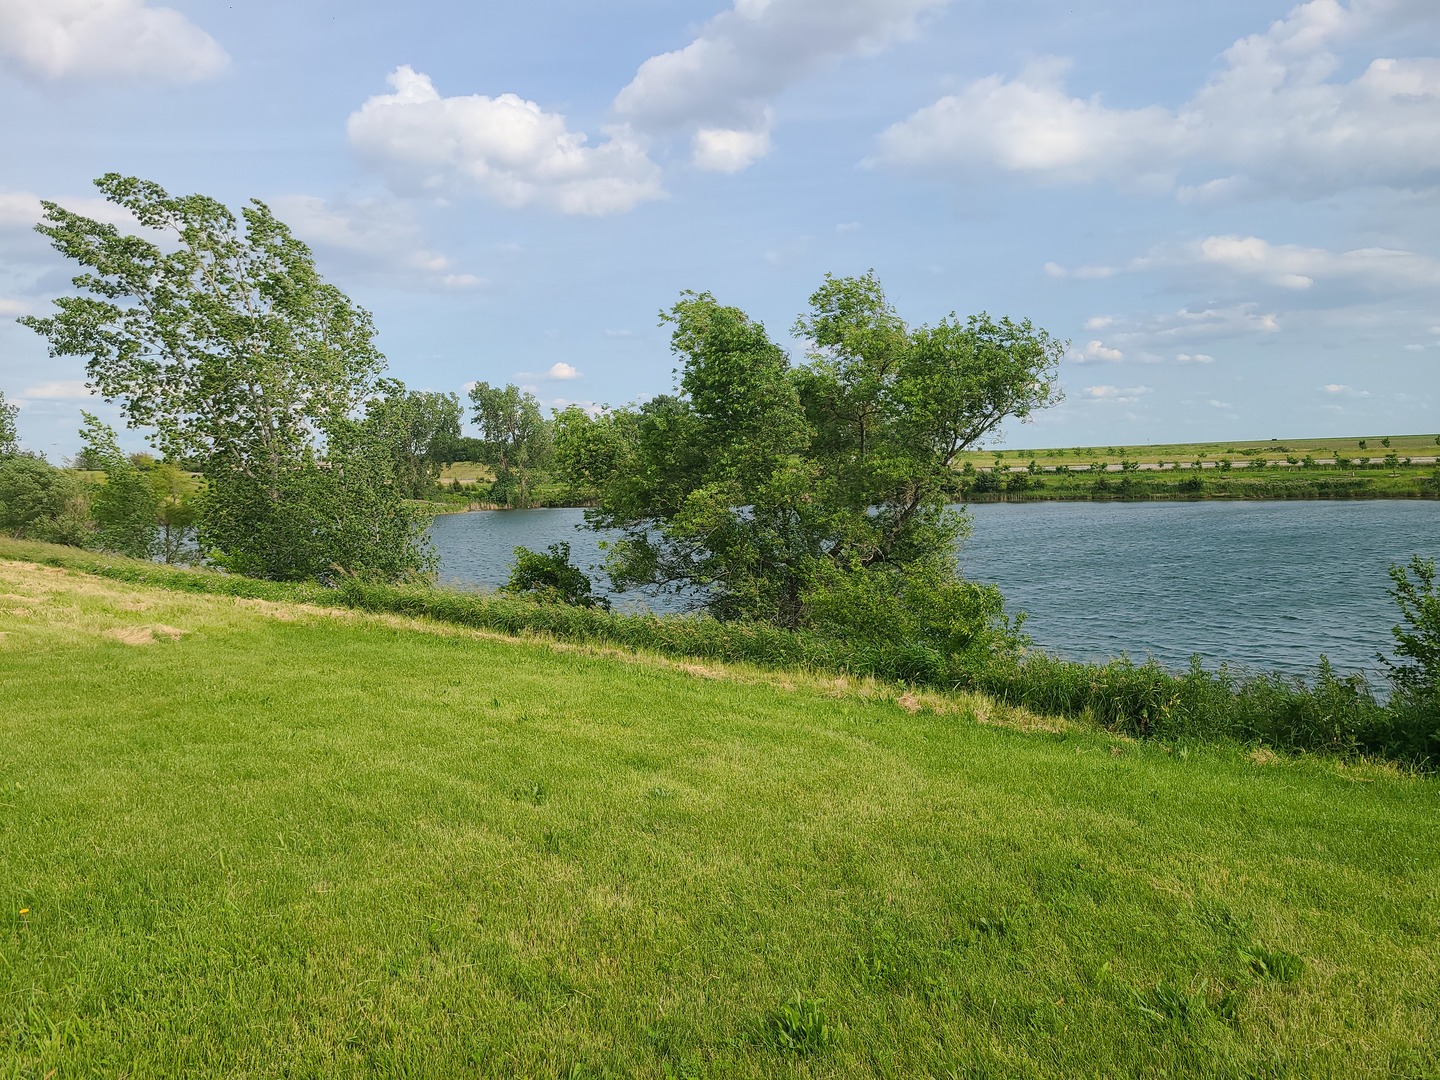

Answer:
[429,501,1437,677]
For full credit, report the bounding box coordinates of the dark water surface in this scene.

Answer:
[429,501,1437,676]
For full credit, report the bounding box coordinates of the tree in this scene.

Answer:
[0,455,91,545]
[19,174,430,580]
[467,381,553,505]
[0,389,17,457]
[360,380,463,499]
[559,272,1062,652]
[80,411,159,558]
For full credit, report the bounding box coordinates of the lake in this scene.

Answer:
[429,500,1437,677]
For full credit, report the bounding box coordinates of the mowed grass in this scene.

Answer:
[2,562,1438,1078]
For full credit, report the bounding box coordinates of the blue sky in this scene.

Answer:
[1,0,1437,459]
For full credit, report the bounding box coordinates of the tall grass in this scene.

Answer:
[2,538,1431,767]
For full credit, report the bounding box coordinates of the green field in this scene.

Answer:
[965,432,1440,468]
[2,557,1438,1077]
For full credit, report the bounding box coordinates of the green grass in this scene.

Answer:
[2,557,1438,1077]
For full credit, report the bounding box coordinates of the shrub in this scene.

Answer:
[504,542,608,609]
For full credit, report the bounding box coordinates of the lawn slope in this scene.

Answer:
[1,559,1437,1078]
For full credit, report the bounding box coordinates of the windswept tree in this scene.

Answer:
[560,272,1063,655]
[467,381,553,506]
[20,174,431,580]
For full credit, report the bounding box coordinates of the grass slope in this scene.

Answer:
[2,560,1437,1078]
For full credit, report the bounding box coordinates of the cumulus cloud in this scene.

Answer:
[348,66,664,216]
[268,194,486,291]
[877,0,1440,197]
[1322,382,1371,397]
[614,0,947,171]
[1176,352,1216,364]
[1083,385,1151,405]
[0,0,227,82]
[1067,340,1125,363]
[0,297,31,316]
[516,362,583,382]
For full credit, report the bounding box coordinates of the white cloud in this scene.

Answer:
[1208,399,1234,408]
[268,194,486,291]
[348,66,664,216]
[1322,382,1371,397]
[692,116,774,173]
[613,0,947,171]
[1049,234,1440,295]
[1067,305,1281,364]
[0,0,227,82]
[1083,384,1151,405]
[1195,235,1440,290]
[1076,340,1124,362]
[19,380,91,400]
[877,0,1440,197]
[516,362,583,382]
[0,297,30,316]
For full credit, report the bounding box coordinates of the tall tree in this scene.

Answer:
[562,273,1063,651]
[20,174,430,580]
[467,381,553,506]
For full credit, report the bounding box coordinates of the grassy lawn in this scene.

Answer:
[2,559,1437,1077]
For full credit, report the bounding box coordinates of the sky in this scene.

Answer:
[1,0,1438,460]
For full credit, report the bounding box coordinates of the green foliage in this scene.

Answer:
[0,389,17,457]
[80,412,159,559]
[564,273,1062,648]
[20,174,427,581]
[467,382,553,506]
[198,448,434,582]
[504,542,608,609]
[1379,557,1440,761]
[0,456,90,544]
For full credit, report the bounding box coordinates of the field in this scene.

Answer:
[2,556,1438,1077]
[962,432,1440,469]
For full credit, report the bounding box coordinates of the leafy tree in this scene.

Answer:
[467,381,553,505]
[503,542,608,609]
[361,380,463,499]
[19,174,430,580]
[0,455,91,545]
[0,389,17,457]
[80,411,159,558]
[1381,557,1440,697]
[560,272,1061,652]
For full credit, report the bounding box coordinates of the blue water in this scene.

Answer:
[428,501,1437,677]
